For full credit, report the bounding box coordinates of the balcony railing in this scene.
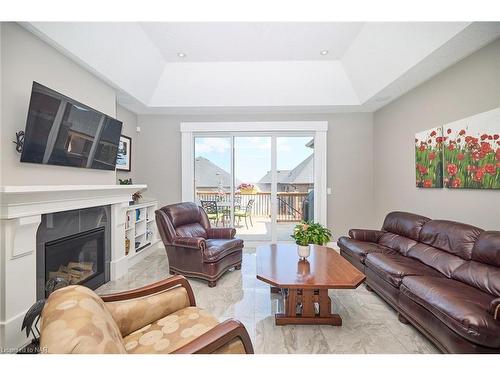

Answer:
[196,191,309,222]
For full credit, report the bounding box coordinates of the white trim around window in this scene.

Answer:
[180,121,328,227]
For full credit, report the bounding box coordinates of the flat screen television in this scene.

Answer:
[20,82,123,171]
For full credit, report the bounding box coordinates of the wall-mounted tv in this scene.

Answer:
[20,82,123,171]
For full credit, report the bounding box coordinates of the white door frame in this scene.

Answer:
[180,121,328,234]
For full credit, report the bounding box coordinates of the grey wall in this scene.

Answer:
[136,112,374,239]
[373,38,500,230]
[116,104,138,183]
[1,23,117,185]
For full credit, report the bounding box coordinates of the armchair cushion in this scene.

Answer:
[40,285,126,354]
[204,238,244,263]
[173,236,206,250]
[175,223,208,239]
[105,286,191,336]
[206,227,236,239]
[122,306,221,353]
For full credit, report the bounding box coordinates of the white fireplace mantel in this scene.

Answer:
[0,184,148,351]
[1,184,147,219]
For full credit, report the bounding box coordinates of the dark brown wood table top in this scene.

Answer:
[256,243,365,289]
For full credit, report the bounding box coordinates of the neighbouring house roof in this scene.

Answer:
[195,156,241,188]
[257,154,314,189]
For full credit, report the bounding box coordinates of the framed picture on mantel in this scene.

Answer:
[116,135,132,172]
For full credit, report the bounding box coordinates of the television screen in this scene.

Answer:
[21,82,123,171]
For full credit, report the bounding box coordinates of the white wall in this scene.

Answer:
[373,38,500,230]
[136,112,374,239]
[116,104,138,183]
[1,22,117,185]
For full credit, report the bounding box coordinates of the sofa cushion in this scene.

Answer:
[471,231,500,267]
[105,286,191,337]
[378,232,418,256]
[365,253,443,287]
[382,211,430,241]
[406,243,466,278]
[419,220,483,260]
[204,238,244,263]
[123,306,219,353]
[400,276,500,348]
[452,262,500,298]
[337,237,396,264]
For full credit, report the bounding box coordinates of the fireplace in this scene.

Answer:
[36,206,111,299]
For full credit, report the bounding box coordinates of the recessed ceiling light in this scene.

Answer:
[177,52,186,58]
[320,50,329,56]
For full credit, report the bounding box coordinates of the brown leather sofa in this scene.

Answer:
[338,211,500,353]
[156,202,243,287]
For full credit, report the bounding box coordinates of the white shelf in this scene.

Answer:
[123,200,158,258]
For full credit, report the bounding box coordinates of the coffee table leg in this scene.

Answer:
[270,286,281,294]
[275,288,342,326]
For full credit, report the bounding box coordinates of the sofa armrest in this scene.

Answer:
[173,236,206,250]
[171,319,254,354]
[206,227,236,239]
[489,298,500,320]
[349,229,385,243]
[102,276,196,336]
[100,275,195,305]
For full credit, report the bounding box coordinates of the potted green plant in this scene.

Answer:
[291,221,332,259]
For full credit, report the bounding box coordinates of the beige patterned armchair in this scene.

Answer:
[39,276,253,354]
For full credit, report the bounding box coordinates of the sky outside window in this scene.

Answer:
[195,136,313,184]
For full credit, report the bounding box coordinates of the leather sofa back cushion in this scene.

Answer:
[419,220,483,260]
[378,232,418,256]
[382,211,430,241]
[452,261,500,297]
[163,202,201,228]
[472,231,500,267]
[407,243,466,278]
[176,223,207,239]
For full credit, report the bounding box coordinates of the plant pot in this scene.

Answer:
[297,244,310,259]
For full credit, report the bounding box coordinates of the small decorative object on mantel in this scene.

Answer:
[291,221,332,260]
[132,191,142,204]
[119,178,133,185]
[116,135,132,171]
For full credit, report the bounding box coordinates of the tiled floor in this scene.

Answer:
[97,244,439,354]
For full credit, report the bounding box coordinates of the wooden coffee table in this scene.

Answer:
[256,243,365,326]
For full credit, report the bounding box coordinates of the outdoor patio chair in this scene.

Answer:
[235,199,255,229]
[200,200,224,226]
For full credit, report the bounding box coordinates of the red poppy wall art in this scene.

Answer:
[415,126,444,188]
[443,108,500,189]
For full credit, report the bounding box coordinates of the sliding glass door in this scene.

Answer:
[193,133,315,242]
[276,136,315,241]
[234,136,272,241]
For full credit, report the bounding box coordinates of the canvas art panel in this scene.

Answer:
[415,126,444,188]
[116,135,132,171]
[443,107,500,189]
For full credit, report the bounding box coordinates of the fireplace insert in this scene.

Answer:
[36,206,111,299]
[44,227,105,297]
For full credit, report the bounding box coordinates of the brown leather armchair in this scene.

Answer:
[40,276,254,354]
[156,202,244,287]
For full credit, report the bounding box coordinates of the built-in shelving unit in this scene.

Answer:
[124,200,159,259]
